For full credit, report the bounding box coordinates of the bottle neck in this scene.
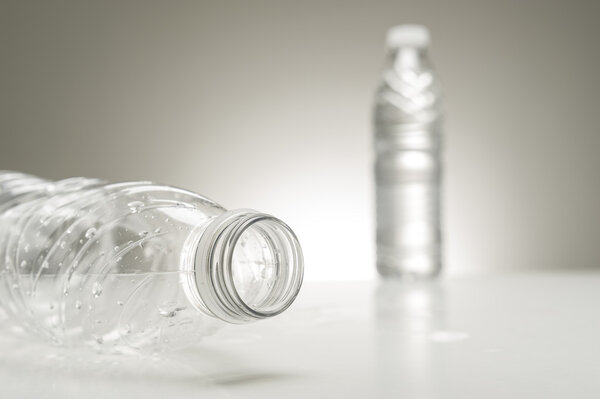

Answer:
[186,209,304,324]
[385,46,432,75]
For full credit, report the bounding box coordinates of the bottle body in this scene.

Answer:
[0,171,303,352]
[374,25,443,278]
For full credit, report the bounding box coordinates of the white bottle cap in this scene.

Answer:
[386,24,430,48]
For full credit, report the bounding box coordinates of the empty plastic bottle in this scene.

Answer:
[374,25,443,278]
[0,171,303,353]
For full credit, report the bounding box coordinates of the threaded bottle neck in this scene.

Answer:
[190,209,303,324]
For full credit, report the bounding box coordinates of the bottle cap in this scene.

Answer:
[386,24,430,48]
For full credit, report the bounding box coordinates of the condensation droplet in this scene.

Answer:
[92,282,103,297]
[23,244,30,253]
[138,231,149,238]
[117,300,124,306]
[158,305,186,318]
[60,241,66,249]
[154,228,161,234]
[75,300,82,310]
[128,201,144,213]
[41,261,49,269]
[20,260,28,268]
[85,227,97,239]
[114,246,120,252]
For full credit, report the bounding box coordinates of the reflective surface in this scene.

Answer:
[1,272,599,398]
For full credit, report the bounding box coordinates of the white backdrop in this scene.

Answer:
[2,0,600,280]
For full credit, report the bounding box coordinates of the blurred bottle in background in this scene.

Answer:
[374,25,443,279]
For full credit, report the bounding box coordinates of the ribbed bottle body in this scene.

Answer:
[0,172,226,352]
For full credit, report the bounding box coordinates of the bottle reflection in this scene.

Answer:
[375,280,445,399]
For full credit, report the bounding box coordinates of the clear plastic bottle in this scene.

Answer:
[374,25,443,278]
[0,171,303,353]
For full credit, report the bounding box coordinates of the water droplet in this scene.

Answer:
[59,241,66,249]
[49,304,55,310]
[114,246,120,252]
[20,260,28,268]
[158,305,186,318]
[95,319,102,325]
[164,218,169,223]
[23,244,30,253]
[94,336,104,344]
[123,324,132,335]
[117,300,124,306]
[63,286,69,296]
[92,282,103,297]
[138,230,149,238]
[128,201,144,213]
[154,228,161,234]
[79,239,84,244]
[66,228,72,234]
[85,227,97,239]
[11,283,19,289]
[41,261,49,269]
[75,300,82,310]
[58,262,63,267]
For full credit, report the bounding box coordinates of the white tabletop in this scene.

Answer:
[1,271,599,398]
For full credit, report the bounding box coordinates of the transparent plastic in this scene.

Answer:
[0,171,303,353]
[374,25,443,278]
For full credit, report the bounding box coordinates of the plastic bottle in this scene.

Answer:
[0,171,303,353]
[374,25,443,278]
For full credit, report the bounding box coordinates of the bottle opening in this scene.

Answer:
[230,217,302,314]
[193,210,303,323]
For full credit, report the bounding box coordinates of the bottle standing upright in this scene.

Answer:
[374,25,443,278]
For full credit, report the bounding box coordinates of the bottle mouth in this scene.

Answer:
[193,210,304,323]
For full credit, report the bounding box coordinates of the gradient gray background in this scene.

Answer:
[1,0,599,280]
